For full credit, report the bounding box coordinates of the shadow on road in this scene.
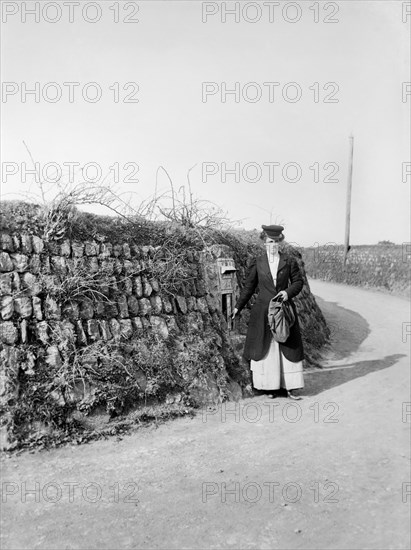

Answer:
[303,354,406,396]
[315,296,370,361]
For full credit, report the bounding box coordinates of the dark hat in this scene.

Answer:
[262,225,284,240]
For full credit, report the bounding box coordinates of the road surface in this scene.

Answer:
[1,280,410,550]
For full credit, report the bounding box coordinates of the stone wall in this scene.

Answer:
[0,231,248,447]
[0,234,204,347]
[302,244,411,297]
[0,227,330,449]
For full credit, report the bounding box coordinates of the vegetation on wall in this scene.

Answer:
[0,181,330,451]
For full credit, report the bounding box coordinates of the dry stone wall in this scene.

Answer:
[0,235,228,350]
[0,232,247,447]
[0,226,332,449]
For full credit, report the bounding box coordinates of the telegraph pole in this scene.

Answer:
[343,134,354,266]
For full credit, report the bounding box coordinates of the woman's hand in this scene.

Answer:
[231,307,239,319]
[274,291,288,302]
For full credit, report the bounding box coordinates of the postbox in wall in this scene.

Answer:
[216,258,238,330]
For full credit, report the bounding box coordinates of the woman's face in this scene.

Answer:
[265,237,279,251]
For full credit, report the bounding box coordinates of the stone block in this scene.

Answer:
[131,258,141,272]
[60,240,71,256]
[11,253,29,273]
[46,346,62,368]
[113,258,123,275]
[143,278,153,298]
[165,316,180,334]
[99,258,115,275]
[72,257,87,272]
[133,276,143,297]
[87,256,99,274]
[71,242,84,257]
[32,297,43,320]
[113,244,122,257]
[87,320,101,341]
[47,241,60,256]
[127,295,139,316]
[120,319,133,339]
[20,319,28,344]
[79,300,94,320]
[188,372,221,406]
[121,277,133,296]
[0,273,12,295]
[0,321,18,345]
[175,296,187,314]
[20,234,33,254]
[150,278,160,293]
[138,298,152,316]
[84,241,98,256]
[1,296,13,320]
[150,296,162,314]
[141,317,151,331]
[150,316,169,339]
[12,272,21,293]
[109,318,121,340]
[196,297,208,314]
[98,320,112,341]
[0,252,13,272]
[206,294,219,313]
[59,320,76,344]
[29,254,41,273]
[123,260,134,275]
[108,276,118,292]
[186,296,197,311]
[117,295,129,318]
[12,235,20,251]
[162,296,173,314]
[31,236,44,254]
[0,233,14,252]
[131,317,143,332]
[45,295,61,320]
[41,275,60,293]
[22,272,41,296]
[36,321,49,344]
[104,301,119,317]
[14,297,32,319]
[99,243,113,257]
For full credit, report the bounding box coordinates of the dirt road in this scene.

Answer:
[1,280,410,550]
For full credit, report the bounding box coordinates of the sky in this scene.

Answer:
[1,0,410,247]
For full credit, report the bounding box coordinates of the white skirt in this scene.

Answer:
[250,338,304,390]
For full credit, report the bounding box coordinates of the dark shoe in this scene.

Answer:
[252,388,267,396]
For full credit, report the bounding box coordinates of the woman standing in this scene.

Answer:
[232,225,304,399]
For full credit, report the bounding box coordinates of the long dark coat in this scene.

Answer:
[235,252,304,363]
